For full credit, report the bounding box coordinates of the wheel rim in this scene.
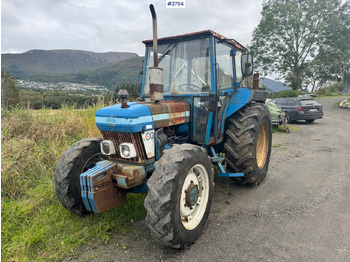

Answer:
[180,164,209,230]
[256,122,269,169]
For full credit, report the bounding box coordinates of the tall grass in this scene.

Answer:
[1,106,146,261]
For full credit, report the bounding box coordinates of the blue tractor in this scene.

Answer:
[54,5,272,248]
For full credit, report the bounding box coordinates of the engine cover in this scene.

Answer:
[95,101,190,133]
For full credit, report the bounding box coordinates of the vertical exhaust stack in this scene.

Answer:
[149,4,164,102]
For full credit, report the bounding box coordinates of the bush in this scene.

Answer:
[268,90,300,98]
[315,83,344,96]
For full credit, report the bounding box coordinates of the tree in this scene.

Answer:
[251,0,345,90]
[1,71,20,108]
[317,2,350,88]
[19,90,44,109]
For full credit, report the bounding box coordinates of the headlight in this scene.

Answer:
[100,140,116,155]
[119,143,137,158]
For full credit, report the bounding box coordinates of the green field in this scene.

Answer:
[1,106,146,262]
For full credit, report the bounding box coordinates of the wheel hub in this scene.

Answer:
[186,183,199,207]
[180,164,210,230]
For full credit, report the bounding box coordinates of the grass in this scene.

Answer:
[1,106,146,262]
[334,98,350,108]
[272,124,299,134]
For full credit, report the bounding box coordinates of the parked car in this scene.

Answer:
[270,97,323,123]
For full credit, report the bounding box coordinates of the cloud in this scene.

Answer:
[1,0,263,55]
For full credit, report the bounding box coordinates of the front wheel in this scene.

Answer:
[54,138,106,215]
[144,144,214,248]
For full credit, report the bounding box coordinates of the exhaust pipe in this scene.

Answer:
[149,4,164,102]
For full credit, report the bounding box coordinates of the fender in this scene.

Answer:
[219,88,267,134]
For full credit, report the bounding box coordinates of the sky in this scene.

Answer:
[1,0,263,55]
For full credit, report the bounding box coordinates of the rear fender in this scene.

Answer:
[219,88,266,134]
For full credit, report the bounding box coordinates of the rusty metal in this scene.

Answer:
[101,131,148,162]
[143,30,247,52]
[149,67,164,101]
[139,100,190,128]
[80,161,127,213]
[148,4,164,102]
[253,73,259,90]
[110,163,146,189]
[118,89,129,108]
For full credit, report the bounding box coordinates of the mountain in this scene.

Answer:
[1,49,138,78]
[64,56,144,89]
[262,77,292,93]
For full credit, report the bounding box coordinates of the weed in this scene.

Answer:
[272,124,298,134]
[1,107,146,262]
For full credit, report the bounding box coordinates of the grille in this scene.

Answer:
[101,131,147,162]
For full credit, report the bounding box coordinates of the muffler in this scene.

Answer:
[149,4,164,102]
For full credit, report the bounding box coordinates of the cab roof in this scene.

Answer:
[142,29,247,52]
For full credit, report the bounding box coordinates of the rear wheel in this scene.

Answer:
[284,112,291,123]
[224,103,272,185]
[54,138,106,215]
[144,144,214,248]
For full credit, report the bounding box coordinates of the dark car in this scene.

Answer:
[270,97,323,123]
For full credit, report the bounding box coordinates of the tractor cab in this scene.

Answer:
[141,30,254,145]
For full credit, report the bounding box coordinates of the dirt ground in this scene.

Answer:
[65,96,350,262]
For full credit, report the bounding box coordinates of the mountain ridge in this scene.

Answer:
[1,49,139,77]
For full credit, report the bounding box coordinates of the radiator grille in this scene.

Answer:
[101,131,147,162]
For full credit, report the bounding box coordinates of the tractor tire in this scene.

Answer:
[54,138,106,215]
[144,144,214,248]
[224,103,272,185]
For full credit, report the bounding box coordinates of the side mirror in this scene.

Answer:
[241,53,253,77]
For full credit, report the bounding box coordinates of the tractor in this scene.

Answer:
[54,5,272,248]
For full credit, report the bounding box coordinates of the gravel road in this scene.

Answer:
[66,96,350,262]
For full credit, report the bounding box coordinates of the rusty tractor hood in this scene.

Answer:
[95,101,190,132]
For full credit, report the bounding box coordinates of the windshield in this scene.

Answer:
[143,38,211,95]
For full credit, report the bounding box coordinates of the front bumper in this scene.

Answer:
[80,161,146,213]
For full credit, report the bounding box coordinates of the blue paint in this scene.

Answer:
[209,36,216,94]
[225,88,252,117]
[175,123,189,135]
[131,183,148,193]
[87,161,116,213]
[116,177,128,188]
[218,88,252,134]
[209,146,245,178]
[95,102,154,132]
[216,162,226,173]
[80,161,113,211]
[218,172,244,177]
[80,160,117,213]
[205,111,213,144]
